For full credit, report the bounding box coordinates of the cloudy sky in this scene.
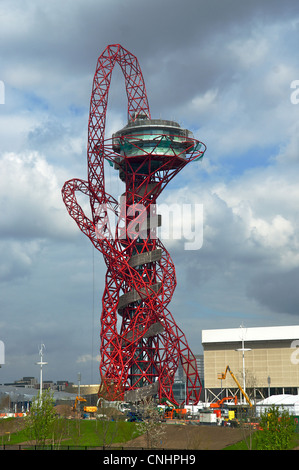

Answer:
[1,0,299,385]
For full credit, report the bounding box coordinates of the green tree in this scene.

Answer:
[25,388,59,446]
[258,405,295,450]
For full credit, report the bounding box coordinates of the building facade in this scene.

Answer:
[202,325,299,403]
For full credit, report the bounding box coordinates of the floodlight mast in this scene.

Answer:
[36,343,47,403]
[62,44,206,405]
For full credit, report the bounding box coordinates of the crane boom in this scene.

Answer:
[218,366,252,407]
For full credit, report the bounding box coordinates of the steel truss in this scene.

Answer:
[62,44,206,405]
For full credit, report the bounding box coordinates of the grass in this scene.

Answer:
[224,430,299,450]
[60,419,141,447]
[3,416,299,450]
[0,417,142,448]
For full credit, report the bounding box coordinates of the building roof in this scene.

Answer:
[0,385,77,402]
[257,394,299,406]
[202,325,299,344]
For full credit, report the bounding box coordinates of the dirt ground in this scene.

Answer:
[0,417,27,437]
[0,417,249,450]
[118,423,249,450]
[1,417,298,450]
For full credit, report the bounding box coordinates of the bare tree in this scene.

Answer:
[96,398,120,447]
[237,369,257,450]
[136,398,166,449]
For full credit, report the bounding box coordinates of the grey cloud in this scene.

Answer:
[0,242,36,283]
[247,267,299,316]
[2,0,298,115]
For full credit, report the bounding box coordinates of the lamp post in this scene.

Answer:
[36,344,47,405]
[77,372,82,414]
[236,325,251,404]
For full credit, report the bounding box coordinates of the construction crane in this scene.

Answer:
[218,366,253,407]
[210,396,238,419]
[72,396,86,412]
[210,395,238,409]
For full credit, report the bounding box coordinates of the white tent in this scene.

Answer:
[256,394,299,416]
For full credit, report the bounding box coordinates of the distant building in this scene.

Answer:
[195,354,204,387]
[173,354,205,402]
[3,377,72,392]
[4,377,37,388]
[0,385,77,413]
[42,380,54,390]
[56,380,72,391]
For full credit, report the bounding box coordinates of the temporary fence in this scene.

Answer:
[0,413,27,418]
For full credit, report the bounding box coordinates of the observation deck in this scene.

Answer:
[112,116,202,180]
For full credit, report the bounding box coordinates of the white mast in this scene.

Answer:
[36,344,47,404]
[236,325,251,404]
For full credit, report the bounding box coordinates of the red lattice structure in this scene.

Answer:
[62,44,206,405]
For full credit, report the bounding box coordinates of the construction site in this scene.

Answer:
[2,322,299,449]
[2,44,298,450]
[58,45,299,447]
[61,43,299,442]
[67,324,299,429]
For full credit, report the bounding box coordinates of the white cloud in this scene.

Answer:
[76,354,100,364]
[0,239,41,282]
[211,166,299,265]
[250,214,294,248]
[0,151,75,240]
[228,33,269,69]
[189,89,219,115]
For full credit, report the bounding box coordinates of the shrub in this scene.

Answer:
[257,405,296,450]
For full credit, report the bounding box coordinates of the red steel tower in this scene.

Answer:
[62,44,206,405]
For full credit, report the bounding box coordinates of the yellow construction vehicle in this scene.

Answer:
[218,366,253,407]
[72,396,87,411]
[83,406,98,413]
[72,396,98,415]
